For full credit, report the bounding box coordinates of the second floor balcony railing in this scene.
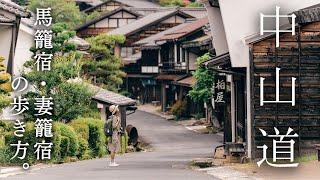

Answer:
[159,61,187,72]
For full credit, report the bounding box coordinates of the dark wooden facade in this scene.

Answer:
[76,8,139,38]
[250,22,320,158]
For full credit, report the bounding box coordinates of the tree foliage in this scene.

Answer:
[22,52,93,122]
[0,56,11,112]
[159,0,186,7]
[82,34,126,92]
[12,0,27,6]
[188,2,204,7]
[188,53,215,103]
[28,0,86,29]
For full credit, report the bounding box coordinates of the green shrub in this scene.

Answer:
[1,121,62,165]
[56,123,79,157]
[51,123,62,162]
[171,100,188,119]
[60,136,70,159]
[87,119,106,157]
[77,138,89,159]
[69,120,89,140]
[120,132,129,154]
[0,147,11,165]
[0,121,12,149]
[4,123,37,165]
[70,118,107,158]
[159,0,186,7]
[52,82,93,122]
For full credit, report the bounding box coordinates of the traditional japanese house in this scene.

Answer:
[153,18,210,112]
[128,7,207,18]
[106,9,194,103]
[245,6,320,158]
[204,0,320,159]
[0,0,31,74]
[83,0,160,14]
[107,9,194,61]
[14,17,34,76]
[76,7,141,38]
[127,18,211,114]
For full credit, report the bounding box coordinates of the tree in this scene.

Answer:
[189,53,214,103]
[12,0,28,6]
[82,34,126,92]
[159,0,187,7]
[0,56,11,112]
[28,0,86,29]
[28,23,76,58]
[22,53,93,122]
[188,53,220,127]
[22,22,92,122]
[188,2,204,7]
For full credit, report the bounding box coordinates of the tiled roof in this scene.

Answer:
[68,36,90,51]
[180,7,207,18]
[84,0,160,13]
[155,74,186,81]
[92,86,136,106]
[134,21,192,46]
[293,3,320,24]
[122,52,141,65]
[156,17,208,41]
[128,7,207,18]
[173,76,195,87]
[202,52,231,68]
[67,79,136,106]
[107,9,193,36]
[182,34,212,48]
[76,7,141,31]
[0,0,30,17]
[0,14,13,23]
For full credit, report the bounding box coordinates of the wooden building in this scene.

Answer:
[76,7,141,38]
[124,18,211,114]
[83,0,160,14]
[154,18,211,112]
[205,1,320,159]
[0,0,30,74]
[107,9,194,60]
[246,6,320,158]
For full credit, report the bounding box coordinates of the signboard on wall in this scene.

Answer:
[212,75,226,108]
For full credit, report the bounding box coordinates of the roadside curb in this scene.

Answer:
[197,166,262,180]
[0,164,53,178]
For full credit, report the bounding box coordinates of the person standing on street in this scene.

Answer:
[105,104,121,167]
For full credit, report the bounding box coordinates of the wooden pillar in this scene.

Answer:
[174,43,178,64]
[179,47,183,63]
[120,106,126,129]
[98,103,107,122]
[179,86,183,100]
[161,83,167,112]
[8,19,20,75]
[231,75,236,142]
[186,50,189,74]
[158,49,161,65]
